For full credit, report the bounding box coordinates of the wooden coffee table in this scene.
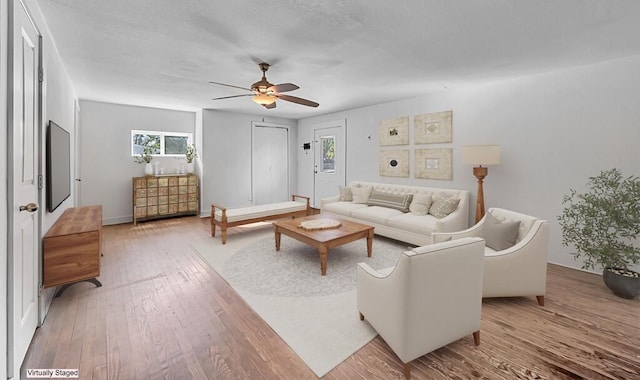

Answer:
[273,214,374,276]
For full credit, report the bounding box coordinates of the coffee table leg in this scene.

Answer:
[366,230,373,257]
[274,228,281,251]
[319,247,328,276]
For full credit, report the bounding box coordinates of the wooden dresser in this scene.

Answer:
[43,205,102,295]
[133,174,199,224]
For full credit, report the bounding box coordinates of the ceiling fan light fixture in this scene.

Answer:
[252,93,276,106]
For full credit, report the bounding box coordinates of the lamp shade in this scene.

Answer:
[461,145,501,166]
[252,94,276,106]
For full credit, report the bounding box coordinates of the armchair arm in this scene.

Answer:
[358,262,392,279]
[434,207,468,233]
[357,262,405,336]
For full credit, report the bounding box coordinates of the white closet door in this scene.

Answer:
[252,125,289,205]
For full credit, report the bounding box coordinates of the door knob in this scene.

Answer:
[19,202,39,212]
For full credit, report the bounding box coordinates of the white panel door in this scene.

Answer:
[313,120,346,206]
[252,124,289,205]
[8,1,40,377]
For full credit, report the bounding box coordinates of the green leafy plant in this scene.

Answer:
[558,168,640,273]
[134,141,160,164]
[185,144,198,163]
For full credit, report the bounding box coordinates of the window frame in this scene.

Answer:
[131,130,193,157]
[319,134,336,174]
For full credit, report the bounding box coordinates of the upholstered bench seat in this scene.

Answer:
[215,201,307,223]
[211,195,311,244]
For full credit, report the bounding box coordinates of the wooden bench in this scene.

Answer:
[211,194,311,244]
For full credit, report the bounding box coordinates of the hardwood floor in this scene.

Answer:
[23,216,640,379]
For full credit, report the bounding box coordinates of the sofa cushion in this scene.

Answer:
[351,206,404,225]
[338,185,353,201]
[484,212,521,250]
[351,186,373,204]
[429,196,460,218]
[409,192,432,216]
[322,201,368,217]
[367,190,413,212]
[387,212,438,235]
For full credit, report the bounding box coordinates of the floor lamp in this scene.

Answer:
[462,145,501,224]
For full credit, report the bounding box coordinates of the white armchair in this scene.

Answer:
[357,237,485,379]
[432,207,550,306]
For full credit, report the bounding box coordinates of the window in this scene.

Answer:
[320,135,335,173]
[131,130,192,157]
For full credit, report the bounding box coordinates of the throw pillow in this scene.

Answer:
[338,185,353,201]
[351,186,373,204]
[429,197,460,218]
[409,192,432,216]
[367,190,413,212]
[484,212,521,251]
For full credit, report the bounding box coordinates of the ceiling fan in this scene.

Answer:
[209,62,319,109]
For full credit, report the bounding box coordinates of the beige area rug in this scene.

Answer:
[190,223,409,377]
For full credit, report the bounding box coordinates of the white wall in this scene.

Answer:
[298,55,640,273]
[33,0,79,317]
[40,19,79,234]
[202,110,297,214]
[78,100,196,224]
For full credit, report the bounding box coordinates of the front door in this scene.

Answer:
[8,1,41,377]
[313,120,346,206]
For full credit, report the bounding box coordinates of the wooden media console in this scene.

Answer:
[43,205,103,297]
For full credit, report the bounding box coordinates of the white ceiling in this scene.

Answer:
[36,0,640,119]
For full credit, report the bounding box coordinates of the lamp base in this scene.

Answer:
[473,166,488,224]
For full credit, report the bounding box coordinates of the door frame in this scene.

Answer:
[1,0,9,378]
[73,99,81,205]
[313,119,346,206]
[250,121,290,204]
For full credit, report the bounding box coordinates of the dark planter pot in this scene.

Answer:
[602,268,640,299]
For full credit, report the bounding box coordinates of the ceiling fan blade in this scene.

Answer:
[268,83,299,93]
[276,94,319,108]
[208,81,252,92]
[212,94,254,100]
[263,102,277,109]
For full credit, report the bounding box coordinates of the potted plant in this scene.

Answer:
[134,141,159,176]
[558,168,640,299]
[185,144,198,174]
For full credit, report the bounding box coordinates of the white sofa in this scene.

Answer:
[320,181,469,246]
[432,207,550,305]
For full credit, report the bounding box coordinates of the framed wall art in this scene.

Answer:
[379,149,409,177]
[414,148,452,180]
[414,110,452,144]
[378,116,409,146]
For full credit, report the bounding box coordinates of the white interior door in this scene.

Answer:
[313,120,346,206]
[8,1,41,377]
[252,123,289,205]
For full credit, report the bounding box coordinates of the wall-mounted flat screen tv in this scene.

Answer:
[46,120,71,212]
